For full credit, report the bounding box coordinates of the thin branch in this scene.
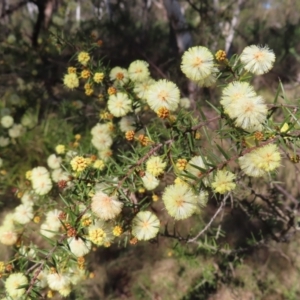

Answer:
[25,234,66,296]
[267,103,300,109]
[273,183,298,205]
[188,194,230,243]
[191,115,221,131]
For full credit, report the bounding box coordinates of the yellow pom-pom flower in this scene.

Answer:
[93,72,104,83]
[67,67,77,74]
[211,170,236,194]
[55,144,65,154]
[70,156,88,172]
[81,70,90,79]
[25,170,32,180]
[77,51,90,66]
[238,144,281,177]
[93,159,105,170]
[176,158,187,171]
[63,73,79,89]
[146,156,166,177]
[113,225,123,237]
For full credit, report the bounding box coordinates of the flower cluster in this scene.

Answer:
[90,123,113,160]
[30,166,53,195]
[239,144,281,177]
[1,42,289,299]
[220,81,268,132]
[0,114,28,147]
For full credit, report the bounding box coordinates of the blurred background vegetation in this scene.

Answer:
[1,0,300,299]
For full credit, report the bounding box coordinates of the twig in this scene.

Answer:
[267,104,300,109]
[25,235,66,296]
[188,194,230,243]
[191,115,221,131]
[273,183,298,205]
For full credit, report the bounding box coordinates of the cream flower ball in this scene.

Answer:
[47,272,71,291]
[59,285,72,297]
[195,190,209,214]
[179,97,191,109]
[21,190,37,206]
[13,204,34,224]
[68,237,92,257]
[119,116,136,132]
[32,176,53,195]
[51,168,70,183]
[90,123,111,136]
[69,267,86,285]
[31,166,50,180]
[109,66,129,85]
[0,136,9,147]
[98,147,113,161]
[40,222,58,238]
[0,226,18,245]
[36,270,48,288]
[186,156,211,186]
[128,60,150,82]
[47,154,62,169]
[211,170,236,194]
[2,212,16,228]
[181,46,214,81]
[132,211,160,241]
[133,78,155,101]
[240,45,275,75]
[231,95,268,132]
[88,219,115,245]
[8,124,24,138]
[108,92,132,117]
[1,115,14,128]
[91,191,123,220]
[5,273,28,299]
[220,81,257,109]
[162,184,199,220]
[21,110,37,129]
[146,79,180,112]
[196,67,218,87]
[220,81,268,132]
[239,144,281,177]
[141,172,160,191]
[91,133,113,151]
[45,209,63,229]
[77,51,90,66]
[146,156,167,177]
